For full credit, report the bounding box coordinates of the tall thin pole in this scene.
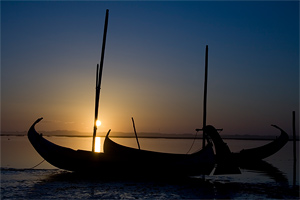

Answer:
[292,111,296,187]
[92,9,109,152]
[92,64,99,152]
[131,117,141,150]
[202,45,208,148]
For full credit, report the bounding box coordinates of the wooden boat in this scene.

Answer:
[100,124,289,176]
[196,125,289,174]
[232,125,289,162]
[28,117,216,175]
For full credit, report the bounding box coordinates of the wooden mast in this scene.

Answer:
[202,45,208,148]
[92,9,109,152]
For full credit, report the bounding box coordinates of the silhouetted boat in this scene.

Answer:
[202,125,289,175]
[196,125,289,174]
[28,117,216,175]
[101,125,289,176]
[232,125,289,162]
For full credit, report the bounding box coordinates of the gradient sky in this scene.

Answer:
[1,1,299,136]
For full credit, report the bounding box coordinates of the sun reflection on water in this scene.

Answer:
[95,137,101,152]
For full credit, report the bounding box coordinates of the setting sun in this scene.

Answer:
[96,120,101,127]
[95,137,101,152]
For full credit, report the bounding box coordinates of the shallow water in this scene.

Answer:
[1,168,298,199]
[1,136,299,199]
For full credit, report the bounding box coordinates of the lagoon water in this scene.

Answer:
[1,135,299,199]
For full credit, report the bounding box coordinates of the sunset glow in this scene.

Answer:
[1,1,298,136]
[95,137,101,152]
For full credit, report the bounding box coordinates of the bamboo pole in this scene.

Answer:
[92,64,100,152]
[293,111,296,187]
[92,9,109,152]
[132,117,141,150]
[202,45,208,148]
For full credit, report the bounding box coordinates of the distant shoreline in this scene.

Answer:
[1,133,299,141]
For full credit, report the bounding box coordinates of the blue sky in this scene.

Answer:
[1,1,299,136]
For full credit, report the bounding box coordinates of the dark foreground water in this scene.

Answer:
[1,168,299,199]
[1,136,299,199]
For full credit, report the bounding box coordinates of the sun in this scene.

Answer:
[96,120,101,127]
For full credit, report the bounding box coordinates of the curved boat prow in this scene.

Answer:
[27,118,76,170]
[33,117,43,126]
[27,118,112,172]
[235,125,289,161]
[28,117,44,149]
[105,129,111,138]
[28,118,43,134]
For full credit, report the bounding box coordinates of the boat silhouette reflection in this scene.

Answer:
[25,162,294,200]
[238,159,289,184]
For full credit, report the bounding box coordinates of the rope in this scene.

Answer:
[185,128,223,154]
[29,159,45,169]
[186,130,199,154]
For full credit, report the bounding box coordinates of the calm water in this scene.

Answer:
[1,136,299,199]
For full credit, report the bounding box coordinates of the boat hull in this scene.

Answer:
[28,118,215,176]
